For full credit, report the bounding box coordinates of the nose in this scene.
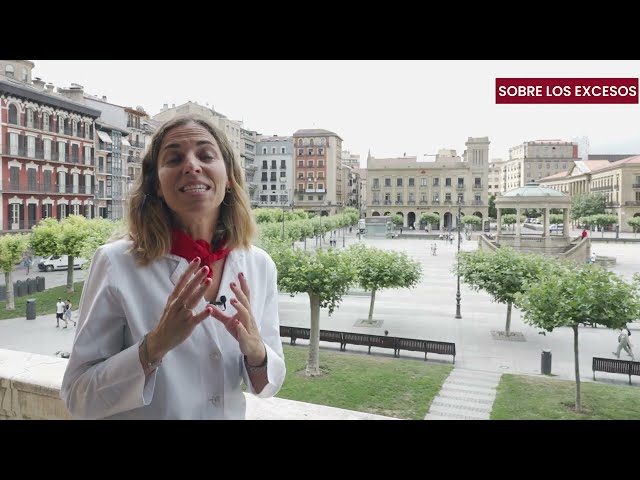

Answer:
[181,152,202,174]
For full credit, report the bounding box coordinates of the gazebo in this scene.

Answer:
[489,182,589,259]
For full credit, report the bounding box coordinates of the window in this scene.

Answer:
[298,172,304,179]
[22,67,28,82]
[308,196,313,201]
[298,160,304,167]
[307,184,313,190]
[318,160,324,167]
[384,178,391,187]
[396,193,402,202]
[317,172,324,179]
[297,139,302,146]
[475,194,481,202]
[384,193,391,202]
[272,147,276,154]
[445,178,452,187]
[8,104,18,125]
[408,178,415,187]
[270,184,276,191]
[396,178,403,187]
[307,172,314,179]
[433,178,440,186]
[281,147,286,154]
[321,138,326,146]
[262,147,267,154]
[317,184,324,191]
[280,184,286,191]
[260,195,267,202]
[280,172,286,179]
[474,177,481,187]
[9,132,18,155]
[271,160,276,169]
[262,185,267,190]
[43,113,49,131]
[409,192,415,201]
[298,183,304,192]
[270,172,276,181]
[457,177,464,187]
[445,193,452,202]
[262,160,268,169]
[26,109,34,128]
[298,148,304,156]
[5,65,14,78]
[308,148,314,155]
[27,136,35,158]
[318,148,324,155]
[10,167,19,188]
[310,138,314,146]
[58,116,64,135]
[307,160,314,167]
[44,139,51,160]
[280,160,286,169]
[372,179,380,188]
[261,172,267,181]
[270,195,277,202]
[420,177,427,186]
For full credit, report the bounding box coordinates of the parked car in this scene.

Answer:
[549,224,564,234]
[38,255,88,272]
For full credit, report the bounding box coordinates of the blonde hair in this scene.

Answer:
[122,114,256,265]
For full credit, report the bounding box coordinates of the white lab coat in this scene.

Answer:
[60,239,286,419]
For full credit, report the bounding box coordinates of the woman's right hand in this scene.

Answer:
[145,257,214,364]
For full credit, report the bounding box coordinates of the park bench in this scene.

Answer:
[279,326,456,364]
[394,337,456,364]
[592,357,640,385]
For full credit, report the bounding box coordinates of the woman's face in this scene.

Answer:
[156,122,229,226]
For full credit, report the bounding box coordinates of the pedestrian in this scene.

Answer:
[56,297,68,328]
[23,257,32,275]
[613,326,634,360]
[581,229,588,240]
[590,252,596,264]
[60,114,285,419]
[64,299,76,327]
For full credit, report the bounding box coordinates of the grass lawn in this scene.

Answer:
[276,343,453,419]
[0,282,85,320]
[492,373,640,419]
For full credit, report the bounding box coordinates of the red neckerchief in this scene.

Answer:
[169,229,232,279]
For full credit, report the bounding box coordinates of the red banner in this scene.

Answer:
[496,78,638,104]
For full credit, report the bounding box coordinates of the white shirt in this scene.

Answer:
[56,301,65,314]
[60,239,286,420]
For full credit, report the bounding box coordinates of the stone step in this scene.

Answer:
[436,391,495,405]
[430,397,493,415]
[439,384,497,398]
[449,369,502,382]
[445,377,500,389]
[426,406,491,420]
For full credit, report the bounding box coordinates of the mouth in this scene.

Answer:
[179,183,211,193]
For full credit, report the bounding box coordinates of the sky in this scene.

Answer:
[31,60,640,166]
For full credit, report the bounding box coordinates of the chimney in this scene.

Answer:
[32,77,45,91]
[45,83,55,92]
[102,96,107,101]
[162,103,168,110]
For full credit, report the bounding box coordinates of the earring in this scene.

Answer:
[226,187,232,194]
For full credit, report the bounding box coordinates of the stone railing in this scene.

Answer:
[0,348,393,420]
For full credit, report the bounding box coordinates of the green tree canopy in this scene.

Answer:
[517,263,640,413]
[265,241,357,376]
[570,193,606,220]
[456,246,553,335]
[0,234,30,310]
[350,244,422,321]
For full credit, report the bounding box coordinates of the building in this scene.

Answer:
[255,135,293,208]
[292,129,343,216]
[0,62,101,232]
[241,127,258,204]
[365,137,490,229]
[487,158,505,198]
[501,139,579,192]
[538,156,640,232]
[153,101,243,170]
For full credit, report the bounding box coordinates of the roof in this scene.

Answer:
[0,78,101,118]
[293,128,342,140]
[502,182,567,197]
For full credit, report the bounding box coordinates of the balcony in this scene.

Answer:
[472,200,484,205]
[606,202,620,207]
[127,121,143,129]
[419,200,428,205]
[591,185,618,191]
[384,200,392,205]
[408,200,416,205]
[395,200,403,205]
[130,140,145,149]
[2,181,95,195]
[371,184,380,190]
[2,146,94,165]
[372,200,380,205]
[432,200,440,205]
[456,185,466,190]
[632,183,640,189]
[473,183,483,190]
[624,201,640,206]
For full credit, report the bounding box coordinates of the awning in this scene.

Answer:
[121,138,131,147]
[97,131,112,144]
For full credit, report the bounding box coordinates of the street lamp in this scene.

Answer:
[455,199,462,319]
[280,176,288,240]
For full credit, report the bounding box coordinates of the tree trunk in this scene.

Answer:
[504,301,512,336]
[67,255,74,293]
[573,324,582,413]
[306,293,321,376]
[368,288,377,321]
[5,271,15,310]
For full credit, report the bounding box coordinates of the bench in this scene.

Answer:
[592,357,640,385]
[395,337,456,364]
[279,325,456,363]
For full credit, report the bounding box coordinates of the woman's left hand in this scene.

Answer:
[209,272,265,365]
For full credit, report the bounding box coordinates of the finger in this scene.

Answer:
[234,319,249,341]
[170,257,202,302]
[237,272,250,304]
[189,304,214,328]
[183,274,212,310]
[230,298,256,333]
[209,305,236,329]
[181,265,210,303]
[230,280,250,312]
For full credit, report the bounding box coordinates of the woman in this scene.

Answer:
[60,114,286,419]
[64,299,76,327]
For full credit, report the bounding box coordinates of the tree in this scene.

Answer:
[391,214,403,227]
[350,244,422,322]
[456,247,552,336]
[488,195,497,219]
[266,241,357,376]
[0,234,30,310]
[517,263,639,413]
[31,215,112,293]
[570,193,606,220]
[628,217,640,236]
[591,213,618,238]
[461,215,482,231]
[420,212,439,231]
